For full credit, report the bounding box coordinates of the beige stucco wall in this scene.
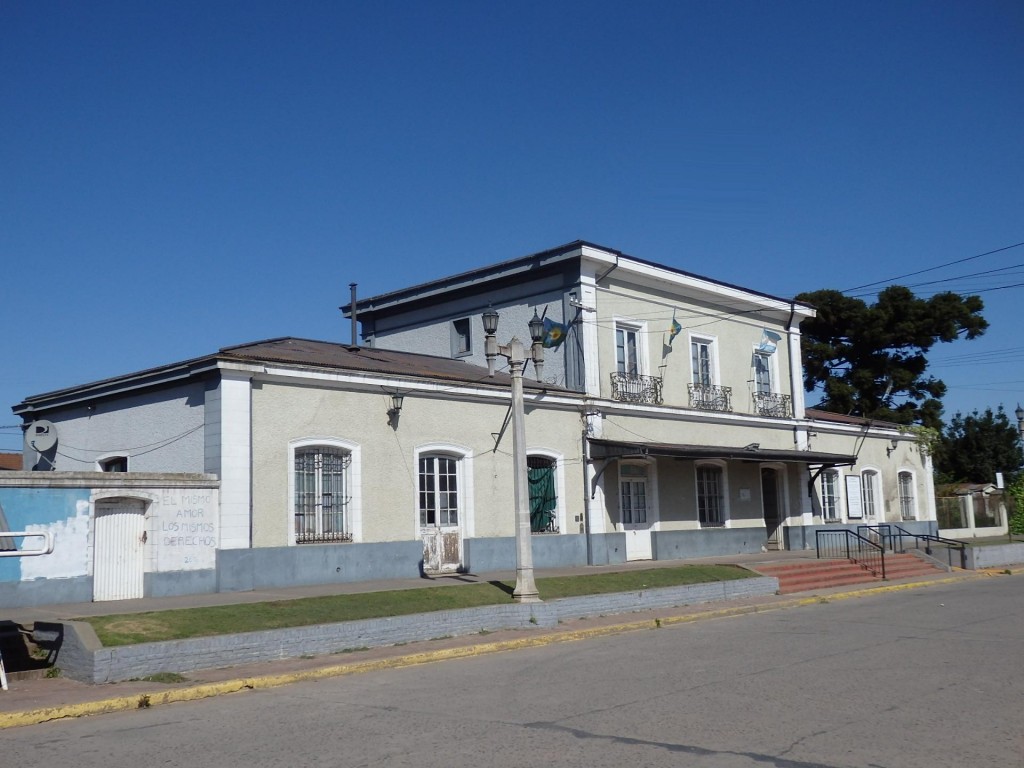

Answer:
[249,380,586,547]
[807,428,934,524]
[594,278,794,414]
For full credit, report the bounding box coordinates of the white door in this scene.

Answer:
[620,464,653,560]
[419,455,463,573]
[93,499,147,601]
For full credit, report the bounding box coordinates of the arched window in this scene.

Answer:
[294,446,352,543]
[821,469,841,522]
[861,470,880,519]
[898,471,917,520]
[527,455,558,533]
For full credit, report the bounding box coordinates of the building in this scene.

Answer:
[1,241,936,606]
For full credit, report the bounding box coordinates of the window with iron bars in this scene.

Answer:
[898,471,916,520]
[696,464,725,527]
[294,447,352,543]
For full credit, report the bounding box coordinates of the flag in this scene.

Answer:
[542,317,570,349]
[668,312,682,345]
[757,329,783,354]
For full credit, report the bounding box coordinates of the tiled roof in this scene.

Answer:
[0,452,22,471]
[219,337,565,393]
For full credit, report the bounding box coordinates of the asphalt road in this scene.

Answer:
[6,575,1022,767]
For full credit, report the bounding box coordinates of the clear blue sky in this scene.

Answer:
[3,1,1023,450]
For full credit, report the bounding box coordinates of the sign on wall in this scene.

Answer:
[845,475,863,520]
[155,490,219,571]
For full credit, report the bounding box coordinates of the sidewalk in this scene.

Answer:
[0,551,989,729]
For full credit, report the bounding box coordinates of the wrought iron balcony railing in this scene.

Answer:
[753,391,792,418]
[688,383,732,412]
[610,372,663,405]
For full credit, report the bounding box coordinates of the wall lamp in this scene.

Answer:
[387,393,404,422]
[887,438,898,458]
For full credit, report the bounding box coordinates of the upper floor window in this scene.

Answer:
[419,454,460,527]
[451,318,472,357]
[696,463,726,527]
[98,456,128,472]
[619,462,649,525]
[821,469,840,522]
[691,337,715,386]
[615,324,640,375]
[753,351,772,394]
[528,455,558,533]
[898,471,916,520]
[294,446,352,543]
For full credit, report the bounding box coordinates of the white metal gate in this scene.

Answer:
[93,499,147,601]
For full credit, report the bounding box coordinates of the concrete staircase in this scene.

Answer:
[755,553,945,594]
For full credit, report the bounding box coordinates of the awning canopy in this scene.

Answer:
[587,438,857,467]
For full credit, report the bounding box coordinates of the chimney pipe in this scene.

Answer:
[349,283,358,347]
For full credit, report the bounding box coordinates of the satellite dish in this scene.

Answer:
[28,420,58,453]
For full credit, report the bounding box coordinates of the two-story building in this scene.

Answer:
[2,241,936,606]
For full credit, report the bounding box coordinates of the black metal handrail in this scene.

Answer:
[816,528,886,579]
[857,524,966,570]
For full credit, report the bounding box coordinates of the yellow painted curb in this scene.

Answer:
[0,568,1006,730]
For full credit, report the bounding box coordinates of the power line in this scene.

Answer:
[842,241,1024,293]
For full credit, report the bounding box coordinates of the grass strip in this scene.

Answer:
[80,564,750,646]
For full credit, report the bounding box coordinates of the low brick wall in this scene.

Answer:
[50,576,778,684]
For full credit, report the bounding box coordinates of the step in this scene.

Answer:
[756,554,944,594]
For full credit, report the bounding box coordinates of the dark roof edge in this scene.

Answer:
[342,240,812,316]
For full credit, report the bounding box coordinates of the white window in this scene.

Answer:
[696,463,726,527]
[821,470,841,522]
[615,324,640,375]
[294,446,352,543]
[619,463,648,524]
[419,455,460,527]
[451,318,471,357]
[753,351,772,394]
[691,337,715,386]
[861,470,879,519]
[898,471,916,520]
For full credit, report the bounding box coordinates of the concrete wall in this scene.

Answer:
[249,377,586,552]
[0,473,219,608]
[653,528,765,559]
[20,381,208,473]
[964,543,1024,569]
[594,274,795,412]
[216,541,425,591]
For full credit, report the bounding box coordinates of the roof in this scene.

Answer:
[219,337,564,393]
[0,452,22,471]
[805,408,904,431]
[588,438,857,466]
[342,240,813,317]
[14,337,567,415]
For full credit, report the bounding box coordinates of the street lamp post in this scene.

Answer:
[1016,403,1024,443]
[483,308,545,603]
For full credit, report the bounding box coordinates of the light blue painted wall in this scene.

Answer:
[0,487,90,584]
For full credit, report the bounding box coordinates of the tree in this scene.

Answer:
[933,406,1024,484]
[796,286,987,429]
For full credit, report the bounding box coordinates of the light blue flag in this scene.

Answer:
[757,329,783,354]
